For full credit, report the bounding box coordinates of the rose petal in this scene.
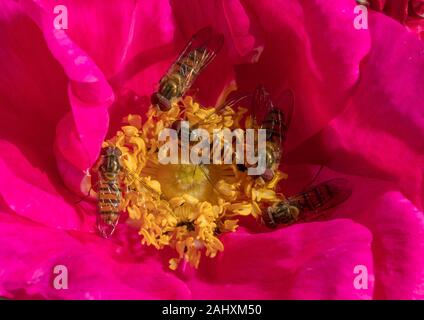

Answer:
[165,0,260,106]
[183,219,374,299]
[353,189,424,299]
[287,12,424,209]
[0,215,191,299]
[382,0,409,23]
[0,3,84,228]
[14,1,115,193]
[332,175,424,299]
[35,0,140,79]
[0,0,422,300]
[282,165,424,299]
[234,0,371,150]
[0,141,82,229]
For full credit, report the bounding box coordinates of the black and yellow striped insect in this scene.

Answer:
[95,146,123,238]
[152,27,224,111]
[92,146,166,238]
[248,85,294,181]
[263,178,352,227]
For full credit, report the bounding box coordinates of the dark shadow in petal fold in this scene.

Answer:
[108,43,176,90]
[0,14,72,196]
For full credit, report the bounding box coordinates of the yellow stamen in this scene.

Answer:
[101,95,286,270]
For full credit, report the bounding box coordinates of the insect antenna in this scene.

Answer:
[124,168,168,201]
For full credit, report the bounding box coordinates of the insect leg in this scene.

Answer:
[74,182,99,204]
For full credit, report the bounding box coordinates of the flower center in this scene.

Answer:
[156,164,214,201]
[101,95,286,270]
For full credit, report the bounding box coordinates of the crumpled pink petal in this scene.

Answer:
[0,1,112,220]
[280,166,424,299]
[0,214,190,299]
[288,11,424,209]
[371,0,409,22]
[367,193,424,299]
[0,2,84,227]
[0,0,423,300]
[369,0,424,40]
[36,0,141,79]
[284,10,424,298]
[182,219,374,299]
[0,141,82,229]
[232,0,371,151]
[163,0,261,107]
[406,17,424,40]
[18,0,114,194]
[351,188,424,299]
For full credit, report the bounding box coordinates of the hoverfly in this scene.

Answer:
[95,146,123,238]
[152,27,224,111]
[246,85,294,181]
[262,178,352,227]
[88,146,166,238]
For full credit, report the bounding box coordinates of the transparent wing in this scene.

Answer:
[272,89,294,146]
[173,27,224,96]
[287,178,352,220]
[250,85,273,126]
[251,85,294,146]
[124,168,167,201]
[215,93,251,113]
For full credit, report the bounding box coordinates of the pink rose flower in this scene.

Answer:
[367,0,424,39]
[0,0,423,299]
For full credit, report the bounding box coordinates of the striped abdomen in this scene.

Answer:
[262,108,286,142]
[288,178,352,216]
[97,179,121,237]
[264,179,352,227]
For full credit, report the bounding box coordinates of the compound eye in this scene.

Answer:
[114,148,122,157]
[151,93,160,105]
[266,152,274,167]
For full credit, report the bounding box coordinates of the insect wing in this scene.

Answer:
[248,86,294,173]
[175,27,224,96]
[97,213,120,239]
[288,178,352,220]
[182,27,224,66]
[97,182,122,238]
[250,85,273,126]
[216,93,250,113]
[250,86,293,145]
[272,89,294,145]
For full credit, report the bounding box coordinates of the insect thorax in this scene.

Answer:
[101,170,119,182]
[264,142,281,168]
[160,73,183,100]
[271,203,299,224]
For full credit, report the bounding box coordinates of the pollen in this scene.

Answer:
[157,164,212,201]
[103,95,286,270]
